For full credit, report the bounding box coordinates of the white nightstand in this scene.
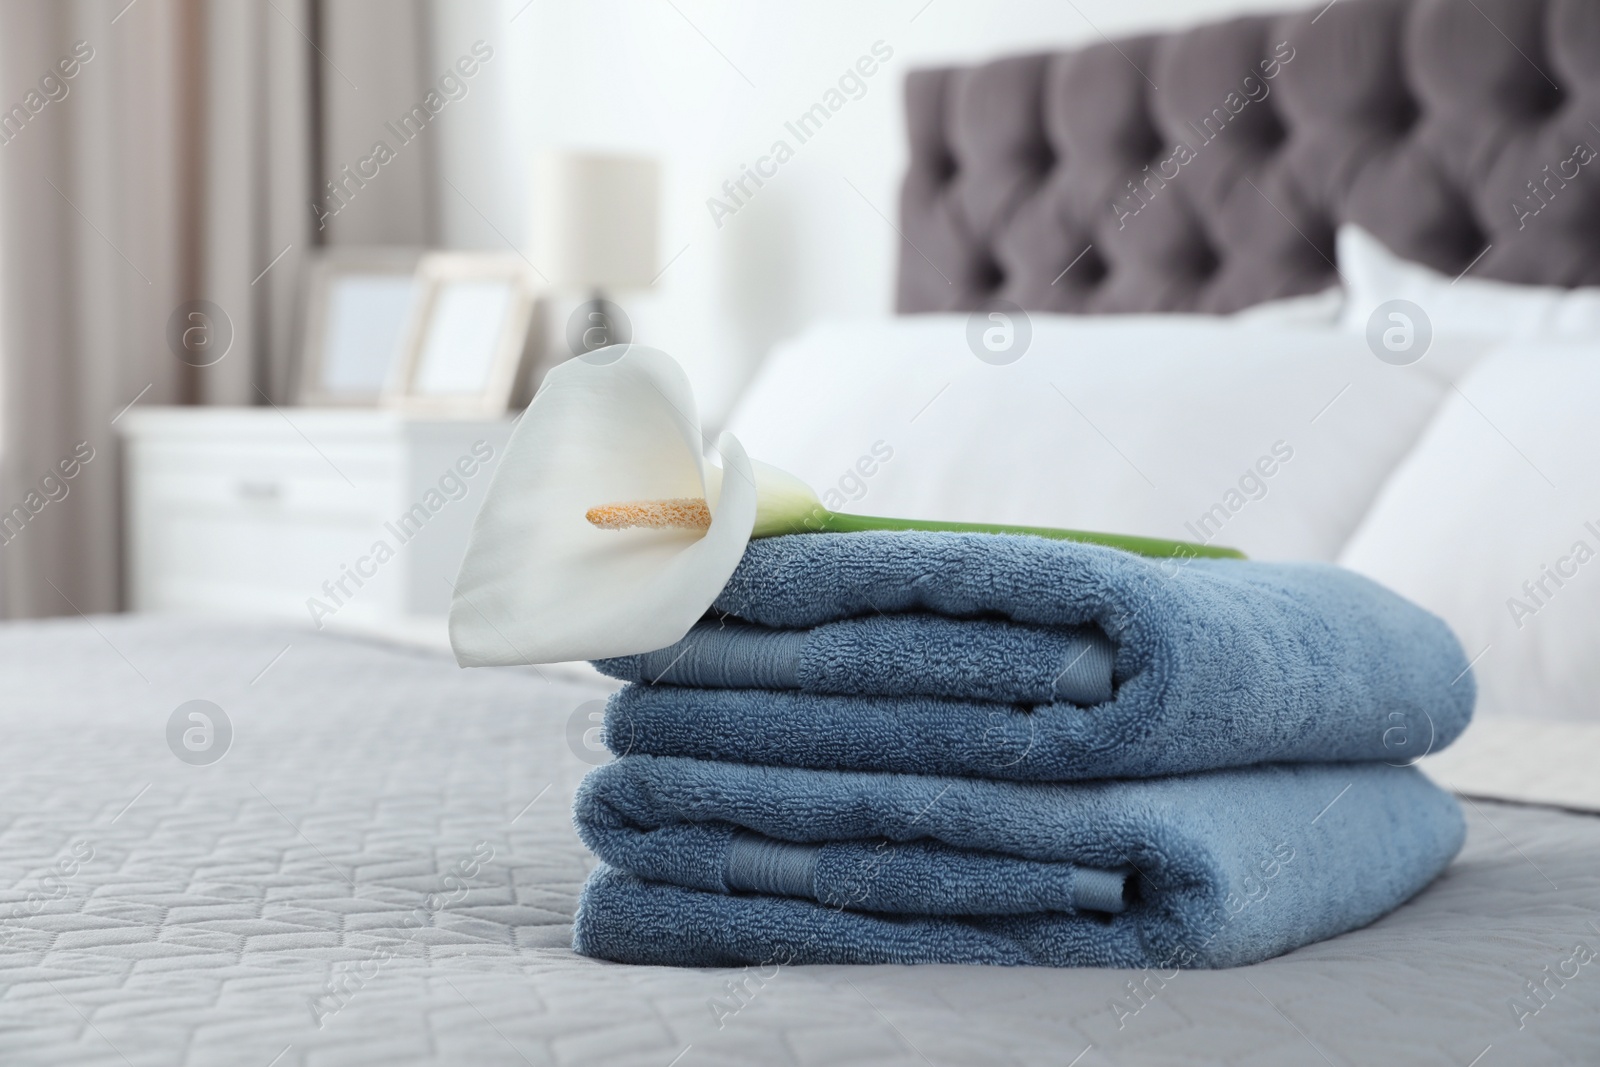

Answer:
[118,407,513,648]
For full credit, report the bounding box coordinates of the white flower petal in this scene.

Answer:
[705,458,824,536]
[449,345,758,665]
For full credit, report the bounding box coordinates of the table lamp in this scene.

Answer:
[530,151,660,354]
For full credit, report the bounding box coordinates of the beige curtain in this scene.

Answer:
[0,0,436,618]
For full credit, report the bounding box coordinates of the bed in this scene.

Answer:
[0,618,1595,1066]
[7,1,1600,1063]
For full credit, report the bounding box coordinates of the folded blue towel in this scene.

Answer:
[595,532,1474,779]
[572,756,1464,968]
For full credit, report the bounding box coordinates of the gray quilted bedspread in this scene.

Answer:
[0,616,1596,1066]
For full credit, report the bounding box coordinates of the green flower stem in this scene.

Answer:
[808,510,1246,560]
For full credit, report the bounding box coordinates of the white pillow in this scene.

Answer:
[1336,223,1600,338]
[1339,341,1600,724]
[724,315,1448,562]
[1231,286,1344,327]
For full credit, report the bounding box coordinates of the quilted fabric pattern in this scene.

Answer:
[0,616,1597,1065]
[897,0,1600,314]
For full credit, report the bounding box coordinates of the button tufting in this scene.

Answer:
[1254,111,1288,152]
[1033,142,1058,175]
[1449,215,1490,270]
[1190,243,1221,279]
[1391,95,1421,135]
[1534,82,1565,118]
[1074,246,1108,285]
[896,4,1600,314]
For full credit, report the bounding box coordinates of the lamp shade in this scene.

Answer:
[530,152,660,290]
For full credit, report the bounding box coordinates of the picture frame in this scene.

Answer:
[295,247,424,406]
[385,252,539,417]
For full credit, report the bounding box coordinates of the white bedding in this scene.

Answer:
[723,315,1452,562]
[1340,341,1600,727]
[1337,223,1600,341]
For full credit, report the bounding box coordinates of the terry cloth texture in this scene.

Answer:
[572,757,1465,968]
[574,532,1476,969]
[595,616,1117,706]
[595,532,1474,780]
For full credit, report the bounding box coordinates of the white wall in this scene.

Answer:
[431,0,1310,425]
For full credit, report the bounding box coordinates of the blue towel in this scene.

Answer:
[594,533,1474,779]
[572,756,1464,968]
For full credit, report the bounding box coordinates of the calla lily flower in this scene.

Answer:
[449,344,1241,667]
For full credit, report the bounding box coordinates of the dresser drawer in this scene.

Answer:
[131,441,397,516]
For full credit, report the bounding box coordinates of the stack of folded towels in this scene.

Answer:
[571,532,1475,969]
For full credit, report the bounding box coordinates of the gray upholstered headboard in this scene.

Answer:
[896,0,1600,314]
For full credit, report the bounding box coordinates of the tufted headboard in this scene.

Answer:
[896,0,1600,314]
